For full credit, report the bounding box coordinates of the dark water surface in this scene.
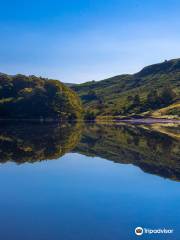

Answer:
[0,122,179,240]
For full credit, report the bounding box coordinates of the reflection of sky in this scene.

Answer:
[0,153,179,239]
[0,0,180,83]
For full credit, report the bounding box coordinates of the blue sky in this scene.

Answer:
[0,0,180,83]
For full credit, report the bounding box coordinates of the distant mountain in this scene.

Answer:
[71,58,180,119]
[64,82,76,88]
[0,73,82,121]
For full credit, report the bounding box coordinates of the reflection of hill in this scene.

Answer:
[144,123,180,140]
[75,123,180,181]
[0,122,82,164]
[1,121,179,181]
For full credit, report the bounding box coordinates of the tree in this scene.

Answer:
[133,94,140,106]
[160,85,176,105]
[82,90,98,102]
[147,90,160,108]
[87,90,97,100]
[0,73,82,121]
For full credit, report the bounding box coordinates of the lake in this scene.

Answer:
[0,122,179,240]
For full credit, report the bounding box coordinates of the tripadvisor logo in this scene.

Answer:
[135,227,143,236]
[135,226,174,236]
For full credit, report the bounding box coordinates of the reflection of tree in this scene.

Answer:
[1,121,180,181]
[75,123,180,181]
[0,122,82,164]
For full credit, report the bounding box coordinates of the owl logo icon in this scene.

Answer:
[135,227,143,236]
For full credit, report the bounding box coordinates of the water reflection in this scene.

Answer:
[0,122,179,181]
[0,122,81,164]
[75,123,180,181]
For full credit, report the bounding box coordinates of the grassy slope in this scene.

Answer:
[71,58,180,118]
[150,102,180,119]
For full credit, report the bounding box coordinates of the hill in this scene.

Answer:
[71,58,180,119]
[0,73,82,121]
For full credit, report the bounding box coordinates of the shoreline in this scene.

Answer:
[95,117,180,125]
[0,117,179,124]
[116,118,180,124]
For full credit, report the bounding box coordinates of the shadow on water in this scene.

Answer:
[0,121,179,181]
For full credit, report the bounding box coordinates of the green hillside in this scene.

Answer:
[0,73,82,121]
[71,58,180,119]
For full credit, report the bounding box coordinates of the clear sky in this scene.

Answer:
[0,0,180,83]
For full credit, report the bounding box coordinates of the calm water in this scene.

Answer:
[0,122,179,240]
